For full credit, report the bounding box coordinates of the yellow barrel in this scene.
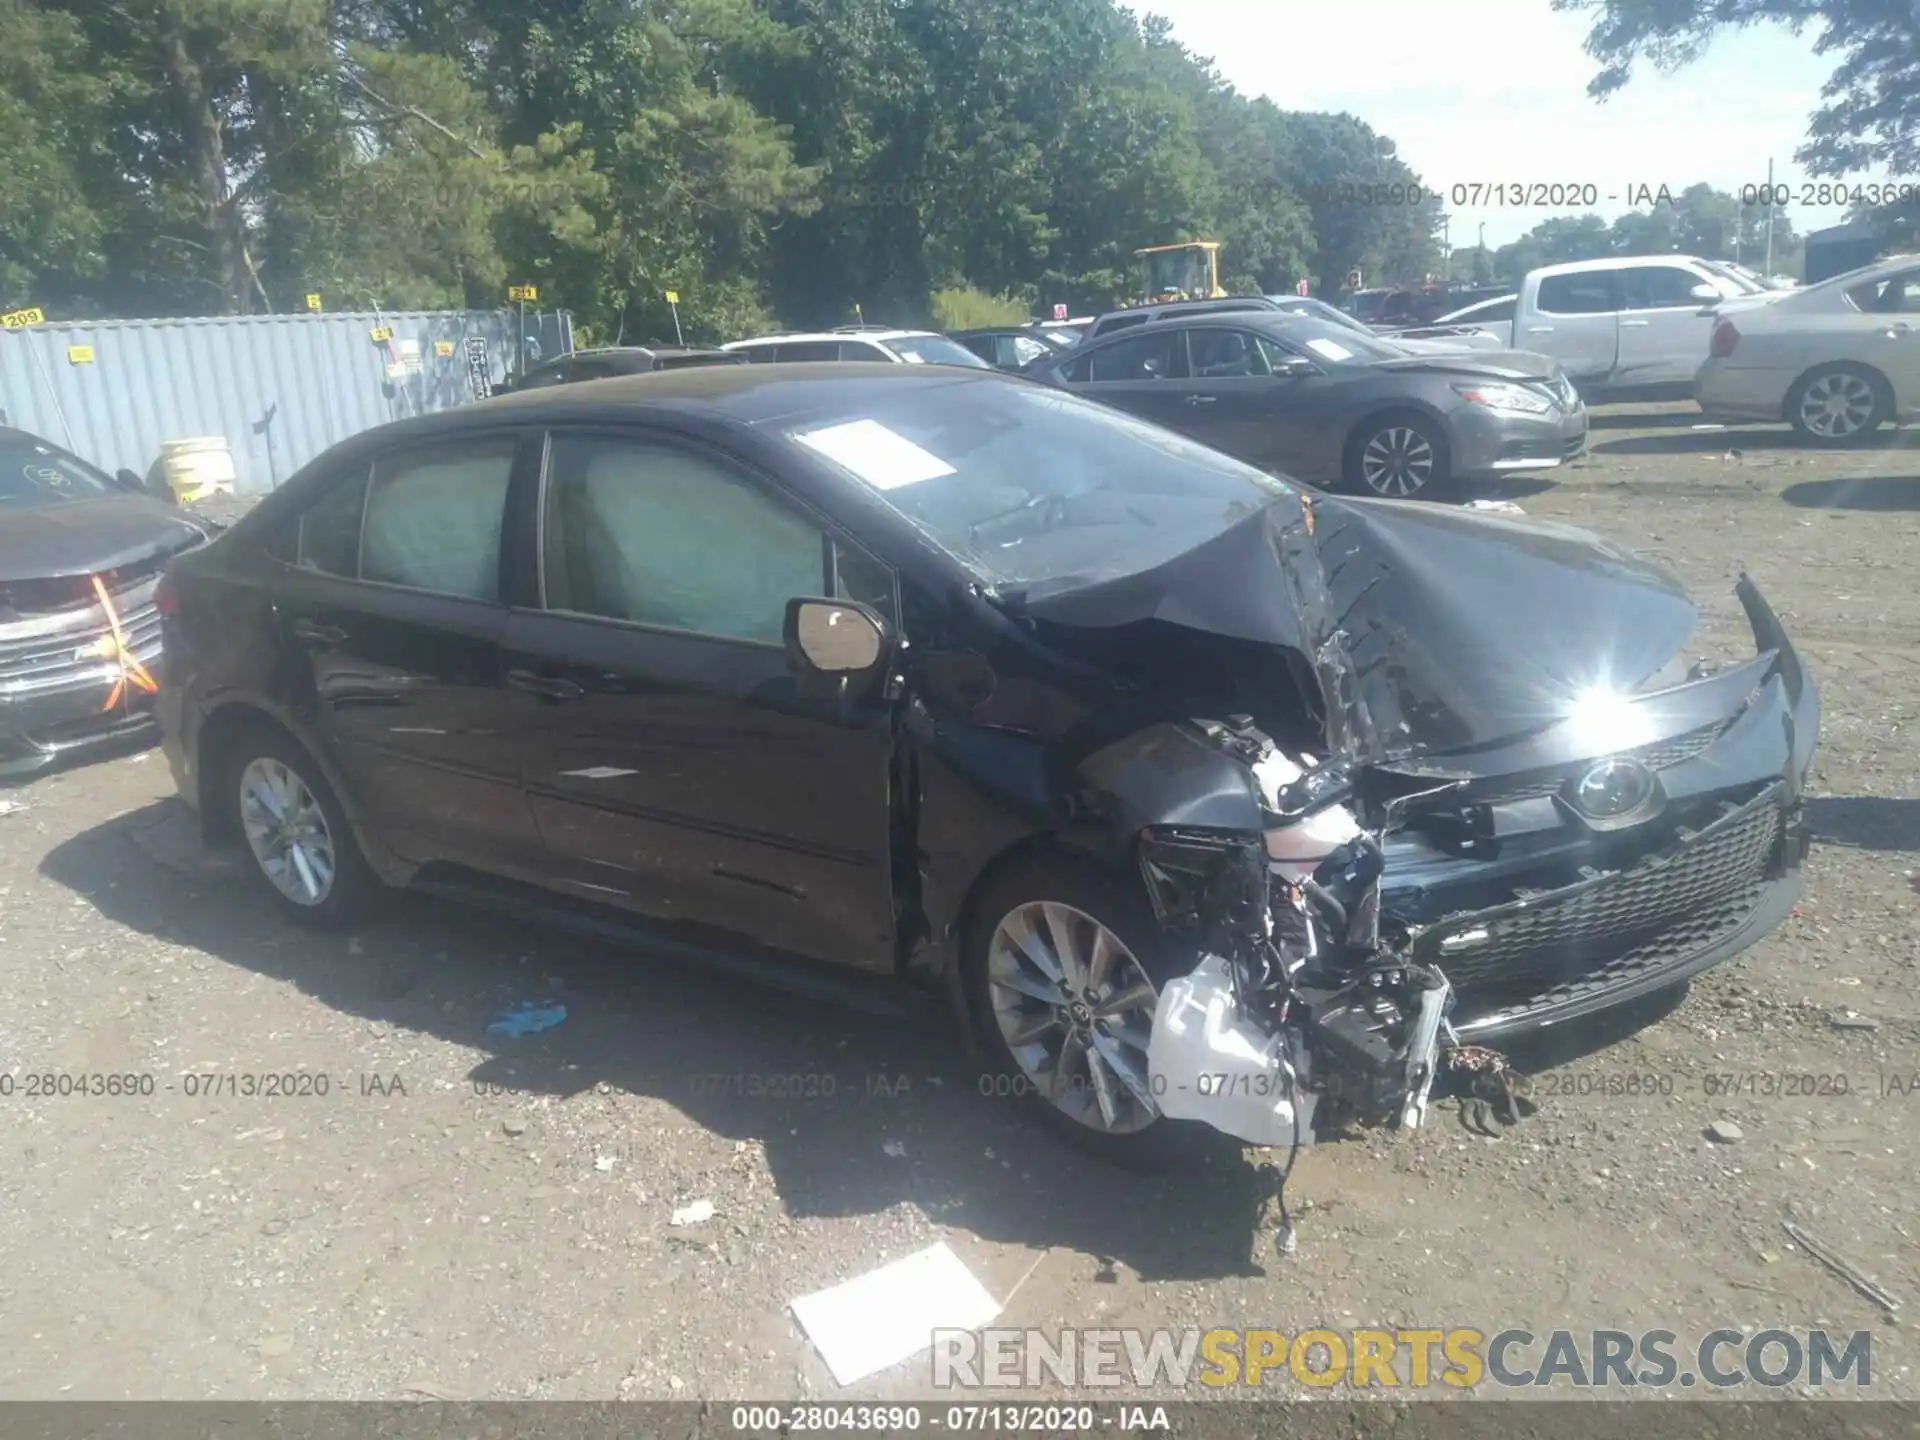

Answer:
[157,437,237,503]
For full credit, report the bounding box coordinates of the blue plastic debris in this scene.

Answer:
[487,1002,568,1038]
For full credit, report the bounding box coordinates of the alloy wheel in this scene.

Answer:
[986,901,1161,1134]
[1360,425,1435,497]
[1796,372,1877,439]
[239,756,337,906]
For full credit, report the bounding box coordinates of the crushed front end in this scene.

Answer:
[1131,570,1815,1156]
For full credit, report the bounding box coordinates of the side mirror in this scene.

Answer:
[784,597,891,685]
[1689,283,1720,302]
[115,468,147,493]
[1273,356,1318,378]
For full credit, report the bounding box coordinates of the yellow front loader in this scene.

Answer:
[1134,241,1227,303]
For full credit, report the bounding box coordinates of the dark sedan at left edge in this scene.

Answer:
[1023,309,1589,499]
[1,427,216,778]
[154,364,1814,1165]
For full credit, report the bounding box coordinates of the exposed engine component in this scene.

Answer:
[1142,714,1501,1252]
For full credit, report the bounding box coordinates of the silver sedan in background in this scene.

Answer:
[1695,252,1920,441]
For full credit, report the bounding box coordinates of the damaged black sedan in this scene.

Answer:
[1,427,217,777]
[153,366,1816,1163]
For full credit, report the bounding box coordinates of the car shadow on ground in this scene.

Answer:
[1594,426,1920,458]
[1782,475,1920,512]
[1806,796,1920,852]
[1584,410,1704,431]
[41,798,1681,1283]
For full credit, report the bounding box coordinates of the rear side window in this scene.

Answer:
[360,438,517,601]
[1537,271,1621,315]
[732,345,779,364]
[513,363,570,391]
[296,469,370,577]
[776,342,843,362]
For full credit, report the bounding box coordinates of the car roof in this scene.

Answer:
[1532,254,1715,278]
[721,330,939,348]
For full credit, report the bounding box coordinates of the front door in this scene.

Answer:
[1071,328,1192,432]
[1176,328,1332,476]
[1618,264,1719,385]
[274,433,542,876]
[504,428,900,973]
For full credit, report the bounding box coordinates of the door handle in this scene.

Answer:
[508,669,585,701]
[1620,319,1650,328]
[291,619,347,646]
[1184,394,1218,406]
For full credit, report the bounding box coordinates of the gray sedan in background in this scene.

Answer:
[1022,311,1589,498]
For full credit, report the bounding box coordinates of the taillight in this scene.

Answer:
[154,571,180,615]
[1710,320,1740,358]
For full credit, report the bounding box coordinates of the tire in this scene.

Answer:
[1786,364,1890,443]
[225,725,380,928]
[961,853,1207,1169]
[1343,412,1450,498]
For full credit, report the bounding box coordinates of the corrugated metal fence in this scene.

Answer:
[0,308,573,493]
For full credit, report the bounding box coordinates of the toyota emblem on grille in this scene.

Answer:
[1570,757,1655,820]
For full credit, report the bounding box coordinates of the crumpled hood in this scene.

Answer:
[1017,494,1697,761]
[0,494,210,581]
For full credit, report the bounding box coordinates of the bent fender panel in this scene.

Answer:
[1073,722,1265,847]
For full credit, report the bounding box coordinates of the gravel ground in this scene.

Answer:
[0,403,1914,1405]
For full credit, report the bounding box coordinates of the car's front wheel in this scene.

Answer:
[1345,412,1449,498]
[962,854,1200,1168]
[228,727,379,928]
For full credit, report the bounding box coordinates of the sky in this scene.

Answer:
[1147,0,1845,255]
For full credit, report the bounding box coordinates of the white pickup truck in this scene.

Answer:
[1400,255,1784,395]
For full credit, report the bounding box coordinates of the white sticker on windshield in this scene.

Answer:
[1304,338,1352,361]
[793,418,956,490]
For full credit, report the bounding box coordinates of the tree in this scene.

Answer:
[1552,0,1920,177]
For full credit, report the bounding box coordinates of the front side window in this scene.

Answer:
[1537,271,1622,315]
[1086,329,1188,381]
[542,433,874,645]
[360,438,516,601]
[1625,266,1710,309]
[1846,268,1920,313]
[1189,329,1273,378]
[775,342,843,363]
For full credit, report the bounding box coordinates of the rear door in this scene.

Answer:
[1064,328,1191,431]
[1525,270,1622,382]
[502,426,901,972]
[1618,264,1720,384]
[273,432,542,876]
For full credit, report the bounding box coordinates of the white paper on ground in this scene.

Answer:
[789,1241,1001,1386]
[792,418,957,490]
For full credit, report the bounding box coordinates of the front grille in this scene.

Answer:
[0,595,162,699]
[1419,793,1783,991]
[1469,718,1733,806]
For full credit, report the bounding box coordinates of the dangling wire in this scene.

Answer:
[88,574,158,713]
